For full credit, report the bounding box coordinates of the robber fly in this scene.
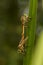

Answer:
[18,14,31,54]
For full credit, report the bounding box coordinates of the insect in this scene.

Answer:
[18,14,31,54]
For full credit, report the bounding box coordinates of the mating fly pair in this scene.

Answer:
[18,14,31,54]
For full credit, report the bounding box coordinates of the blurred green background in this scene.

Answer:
[0,0,43,65]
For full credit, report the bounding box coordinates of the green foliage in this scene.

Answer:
[23,0,38,65]
[30,31,43,65]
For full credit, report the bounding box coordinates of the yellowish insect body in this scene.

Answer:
[18,14,31,53]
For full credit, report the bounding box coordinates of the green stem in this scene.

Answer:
[30,31,43,65]
[23,0,38,65]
